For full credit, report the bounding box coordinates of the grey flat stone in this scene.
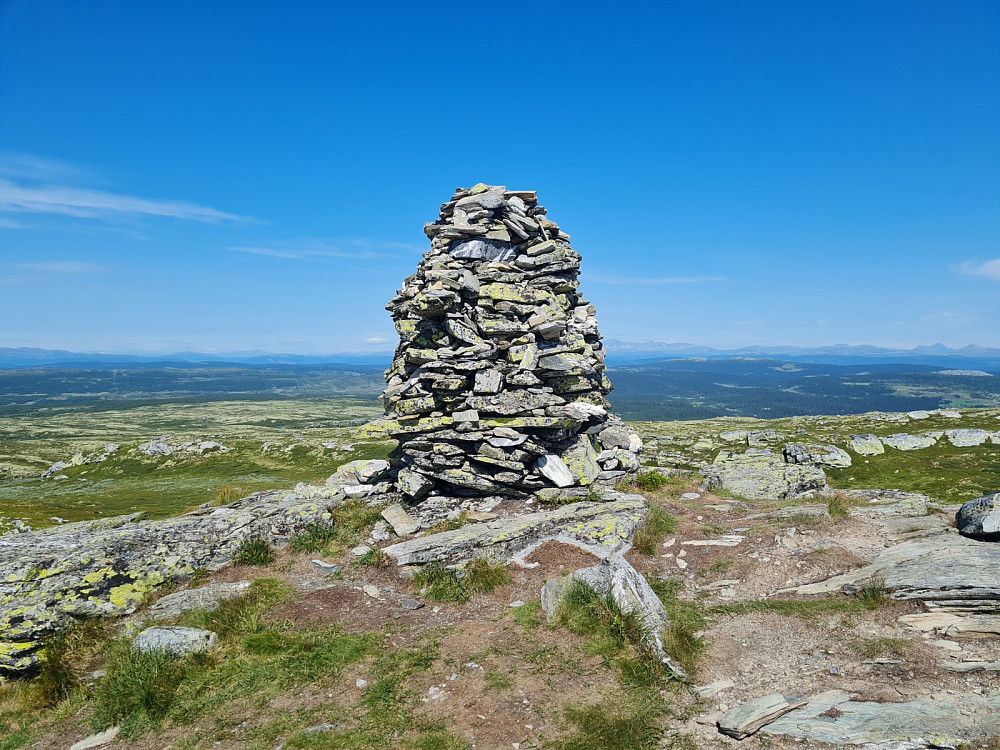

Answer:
[311,560,342,574]
[383,495,646,566]
[381,504,420,536]
[133,625,217,655]
[782,533,1000,609]
[762,689,1000,744]
[68,726,120,750]
[718,692,807,739]
[537,454,575,488]
[145,580,251,618]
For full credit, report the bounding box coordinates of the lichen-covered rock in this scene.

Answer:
[0,484,367,673]
[700,449,828,501]
[956,492,1000,541]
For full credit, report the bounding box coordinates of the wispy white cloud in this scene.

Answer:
[0,179,252,223]
[587,274,728,285]
[6,261,104,274]
[229,246,303,259]
[921,311,977,323]
[366,336,387,343]
[229,238,404,262]
[955,258,1000,281]
[0,152,254,225]
[0,217,29,229]
[0,152,98,185]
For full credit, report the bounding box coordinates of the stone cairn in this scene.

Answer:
[375,183,642,503]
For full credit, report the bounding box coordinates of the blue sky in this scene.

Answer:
[1,0,997,353]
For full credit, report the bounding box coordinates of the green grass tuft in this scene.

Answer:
[553,692,667,750]
[413,563,468,603]
[233,536,275,567]
[462,558,510,594]
[647,578,706,675]
[288,522,339,553]
[356,548,387,567]
[633,506,678,555]
[855,636,911,659]
[554,580,675,687]
[91,639,188,736]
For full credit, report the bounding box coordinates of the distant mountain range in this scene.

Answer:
[2,342,1000,371]
[0,347,393,369]
[602,340,1000,369]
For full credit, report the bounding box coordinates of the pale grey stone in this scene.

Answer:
[762,689,1000,745]
[68,726,120,750]
[145,581,251,618]
[945,428,991,447]
[537,454,574,487]
[718,693,807,739]
[848,434,885,455]
[383,495,646,567]
[701,450,827,501]
[397,468,433,500]
[956,492,1000,540]
[133,625,217,655]
[382,504,420,536]
[881,433,937,451]
[783,532,1000,609]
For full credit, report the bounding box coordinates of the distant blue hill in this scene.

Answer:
[3,342,1000,372]
[603,340,1000,370]
[0,348,393,369]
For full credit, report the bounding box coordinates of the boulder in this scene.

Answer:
[956,492,1000,541]
[761,689,1000,745]
[133,625,217,655]
[328,459,390,485]
[700,449,827,501]
[847,434,884,456]
[881,433,937,451]
[783,443,851,468]
[945,429,991,447]
[145,580,251,619]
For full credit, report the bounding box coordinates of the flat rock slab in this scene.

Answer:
[0,484,363,673]
[718,693,807,739]
[761,689,1000,745]
[381,504,420,536]
[382,494,646,566]
[781,533,1000,608]
[133,625,217,655]
[68,726,120,750]
[145,580,252,619]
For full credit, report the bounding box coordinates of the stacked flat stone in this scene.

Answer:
[377,183,641,501]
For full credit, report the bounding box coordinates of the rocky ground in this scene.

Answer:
[4,468,999,749]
